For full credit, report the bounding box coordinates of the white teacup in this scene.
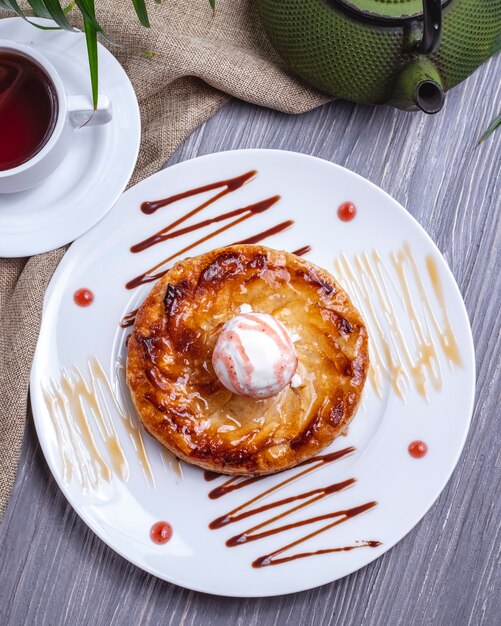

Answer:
[0,40,112,194]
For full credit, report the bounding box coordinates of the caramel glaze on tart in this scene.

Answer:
[126,245,369,475]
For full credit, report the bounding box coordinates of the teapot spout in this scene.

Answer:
[391,59,444,114]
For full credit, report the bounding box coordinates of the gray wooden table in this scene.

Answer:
[1,55,500,626]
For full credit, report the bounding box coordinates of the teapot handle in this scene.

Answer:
[419,0,442,55]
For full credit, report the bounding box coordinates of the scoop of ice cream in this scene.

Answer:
[212,312,298,399]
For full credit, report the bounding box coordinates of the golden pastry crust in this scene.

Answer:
[126,245,369,475]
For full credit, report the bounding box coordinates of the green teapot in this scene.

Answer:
[255,0,501,113]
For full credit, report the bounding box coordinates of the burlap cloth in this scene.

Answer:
[0,1,329,520]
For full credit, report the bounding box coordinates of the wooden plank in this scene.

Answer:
[1,54,500,626]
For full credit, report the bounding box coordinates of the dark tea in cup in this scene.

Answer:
[0,51,58,171]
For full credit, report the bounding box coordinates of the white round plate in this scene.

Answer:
[0,18,140,257]
[31,150,475,597]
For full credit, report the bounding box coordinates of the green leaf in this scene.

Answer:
[0,0,31,19]
[83,20,98,109]
[40,0,76,30]
[26,22,61,29]
[0,0,20,12]
[208,0,215,10]
[63,1,75,15]
[81,0,98,109]
[74,0,114,44]
[25,0,51,18]
[131,0,149,28]
[0,0,158,108]
[0,0,67,28]
[478,112,501,145]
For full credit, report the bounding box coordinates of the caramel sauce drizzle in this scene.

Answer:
[43,357,155,491]
[423,254,461,365]
[158,447,184,480]
[334,243,461,400]
[43,385,92,489]
[113,356,184,481]
[207,446,380,567]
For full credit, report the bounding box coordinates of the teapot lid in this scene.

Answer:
[336,0,447,20]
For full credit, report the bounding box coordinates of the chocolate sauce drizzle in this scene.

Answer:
[207,447,354,501]
[203,470,221,482]
[140,170,257,215]
[221,478,357,537]
[232,220,294,246]
[125,170,312,293]
[133,202,291,253]
[120,308,138,329]
[208,474,266,501]
[253,538,381,568]
[206,446,380,568]
[292,245,312,257]
[126,196,282,290]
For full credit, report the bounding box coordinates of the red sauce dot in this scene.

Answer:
[408,440,428,458]
[337,201,357,222]
[73,288,94,307]
[150,521,173,544]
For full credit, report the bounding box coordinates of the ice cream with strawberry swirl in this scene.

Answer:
[212,311,299,399]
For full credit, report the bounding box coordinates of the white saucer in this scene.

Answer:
[0,18,140,257]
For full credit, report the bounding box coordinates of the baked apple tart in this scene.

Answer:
[126,245,369,475]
